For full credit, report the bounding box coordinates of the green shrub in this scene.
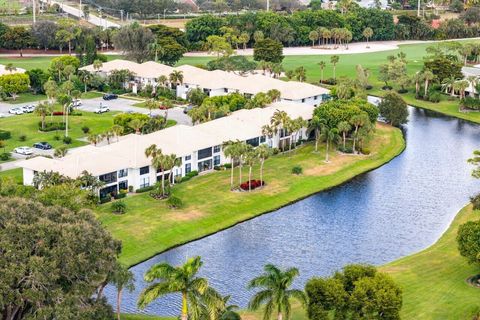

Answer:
[38,122,66,132]
[135,185,155,193]
[167,196,183,209]
[224,163,232,169]
[361,147,371,155]
[99,196,111,204]
[63,136,72,144]
[0,130,11,140]
[128,185,133,192]
[428,92,441,103]
[53,135,60,141]
[292,165,303,175]
[461,97,480,110]
[19,135,27,142]
[114,192,127,199]
[471,193,480,210]
[338,145,353,154]
[81,126,90,134]
[214,165,222,171]
[111,200,126,214]
[0,153,11,161]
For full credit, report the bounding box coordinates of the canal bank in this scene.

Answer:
[108,106,480,317]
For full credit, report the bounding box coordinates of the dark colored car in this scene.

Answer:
[103,93,118,100]
[33,142,53,150]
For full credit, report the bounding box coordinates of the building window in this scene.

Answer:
[185,163,191,174]
[118,169,128,178]
[224,88,228,93]
[214,155,220,166]
[213,145,221,153]
[246,137,260,147]
[198,147,212,160]
[314,96,318,100]
[198,159,212,172]
[301,98,305,103]
[118,180,128,191]
[260,136,266,143]
[140,177,150,189]
[140,166,150,175]
[99,171,117,184]
[185,155,191,161]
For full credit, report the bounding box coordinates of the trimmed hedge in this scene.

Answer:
[240,180,264,191]
[135,185,155,193]
[0,130,11,140]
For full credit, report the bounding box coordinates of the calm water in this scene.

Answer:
[105,104,480,316]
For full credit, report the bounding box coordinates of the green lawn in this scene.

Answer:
[0,168,22,183]
[0,110,119,155]
[96,124,405,266]
[381,205,480,319]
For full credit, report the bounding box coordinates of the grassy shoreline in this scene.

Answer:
[97,124,405,267]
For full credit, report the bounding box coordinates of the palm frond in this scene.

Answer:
[137,282,173,309]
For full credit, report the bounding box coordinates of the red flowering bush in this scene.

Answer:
[240,180,264,191]
[52,111,64,116]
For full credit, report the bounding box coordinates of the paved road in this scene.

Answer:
[78,97,192,125]
[39,0,120,28]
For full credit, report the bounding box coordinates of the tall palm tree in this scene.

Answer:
[149,40,164,62]
[256,144,272,185]
[423,70,434,97]
[35,102,52,131]
[145,99,159,116]
[337,121,351,149]
[54,145,68,158]
[412,71,423,97]
[129,119,146,134]
[307,115,325,152]
[270,110,291,152]
[87,133,100,146]
[236,142,249,186]
[196,289,240,320]
[243,146,257,192]
[330,55,340,81]
[169,70,184,89]
[318,61,326,84]
[223,140,240,190]
[111,263,135,320]
[111,124,124,142]
[456,80,469,99]
[78,70,92,93]
[320,126,339,162]
[248,264,306,320]
[290,117,307,151]
[138,256,209,320]
[102,130,114,144]
[350,114,369,154]
[262,124,276,147]
[93,59,103,72]
[164,154,182,185]
[145,144,166,196]
[158,75,169,88]
[295,67,307,82]
[442,76,456,95]
[267,89,281,102]
[363,27,373,48]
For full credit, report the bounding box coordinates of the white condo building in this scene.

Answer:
[18,102,319,198]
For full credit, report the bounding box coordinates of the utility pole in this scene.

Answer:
[417,0,420,16]
[79,0,82,19]
[267,0,269,11]
[32,0,36,24]
[120,9,123,22]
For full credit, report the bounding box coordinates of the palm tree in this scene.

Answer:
[158,75,169,88]
[129,119,146,134]
[308,30,318,47]
[330,55,340,81]
[138,256,209,320]
[57,94,72,137]
[35,102,52,131]
[413,71,423,97]
[362,27,373,48]
[145,144,166,196]
[267,89,281,102]
[78,70,92,93]
[262,124,276,147]
[320,126,339,162]
[270,110,291,152]
[307,116,325,153]
[169,70,184,88]
[102,130,114,144]
[236,142,248,186]
[223,140,240,190]
[164,154,182,185]
[43,79,58,105]
[423,70,434,97]
[5,63,16,73]
[318,61,326,84]
[244,146,257,192]
[456,80,469,99]
[295,67,307,82]
[111,125,124,142]
[196,289,240,320]
[145,99,159,116]
[93,59,103,72]
[149,40,164,62]
[337,121,351,149]
[111,264,135,320]
[256,144,272,186]
[87,133,100,146]
[248,264,306,320]
[350,114,369,154]
[442,76,456,95]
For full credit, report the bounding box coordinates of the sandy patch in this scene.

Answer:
[164,209,205,222]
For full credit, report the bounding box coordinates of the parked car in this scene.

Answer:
[14,146,33,155]
[94,106,110,114]
[8,107,23,115]
[103,93,118,100]
[21,105,35,113]
[183,105,194,114]
[33,142,53,150]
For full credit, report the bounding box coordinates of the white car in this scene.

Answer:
[21,105,35,113]
[8,107,23,115]
[94,106,110,114]
[14,146,33,155]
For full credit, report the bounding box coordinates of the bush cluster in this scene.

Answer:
[0,130,11,140]
[180,170,199,183]
[461,97,480,110]
[0,153,11,161]
[38,122,66,132]
[292,166,303,175]
[240,180,264,191]
[167,196,183,209]
[111,200,126,214]
[135,185,155,193]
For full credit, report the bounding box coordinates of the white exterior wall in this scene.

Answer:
[23,168,35,186]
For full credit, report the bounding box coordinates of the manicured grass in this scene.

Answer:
[0,55,121,71]
[2,93,48,104]
[0,110,119,155]
[381,205,480,319]
[96,124,405,266]
[0,168,22,183]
